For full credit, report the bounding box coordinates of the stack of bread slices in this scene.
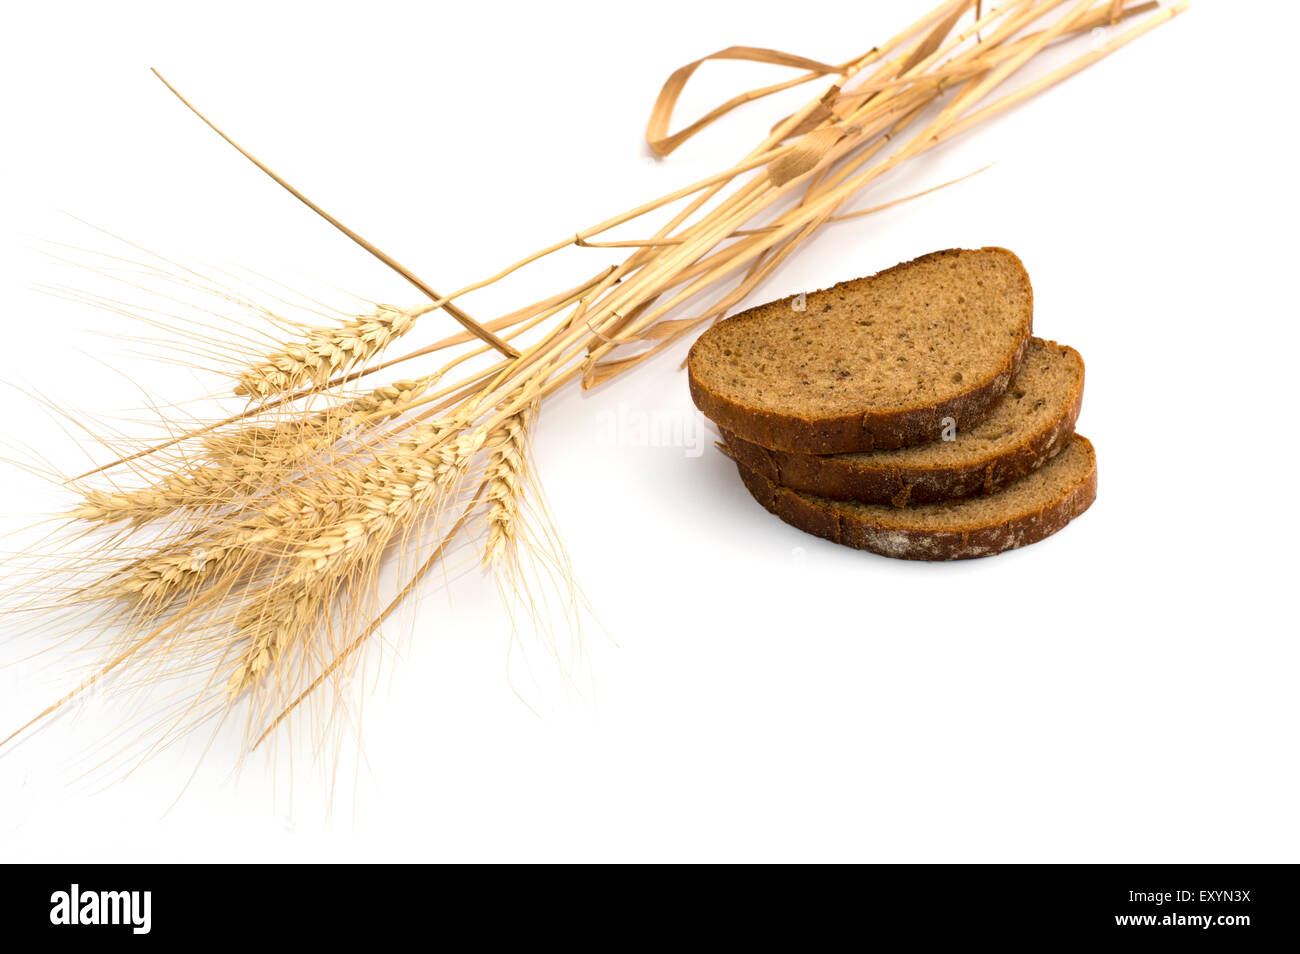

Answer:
[687,247,1096,560]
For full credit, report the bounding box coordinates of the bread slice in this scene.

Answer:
[733,433,1096,560]
[688,247,1033,454]
[721,337,1083,506]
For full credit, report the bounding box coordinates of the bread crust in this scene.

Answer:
[720,340,1084,506]
[687,248,1033,454]
[734,435,1097,561]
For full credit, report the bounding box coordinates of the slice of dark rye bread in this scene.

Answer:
[720,337,1084,506]
[732,434,1097,561]
[688,247,1033,454]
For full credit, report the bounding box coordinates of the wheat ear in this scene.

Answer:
[75,373,443,526]
[482,408,532,567]
[235,304,423,397]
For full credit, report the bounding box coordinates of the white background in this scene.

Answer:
[0,1,1296,862]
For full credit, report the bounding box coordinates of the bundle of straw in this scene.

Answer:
[3,0,1186,757]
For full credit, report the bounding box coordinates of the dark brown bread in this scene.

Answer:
[721,337,1084,506]
[688,247,1033,454]
[733,434,1097,561]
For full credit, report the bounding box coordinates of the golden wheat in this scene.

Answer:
[225,582,318,697]
[289,422,482,583]
[2,0,1187,759]
[72,459,271,526]
[482,409,531,567]
[234,304,424,397]
[75,372,444,527]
